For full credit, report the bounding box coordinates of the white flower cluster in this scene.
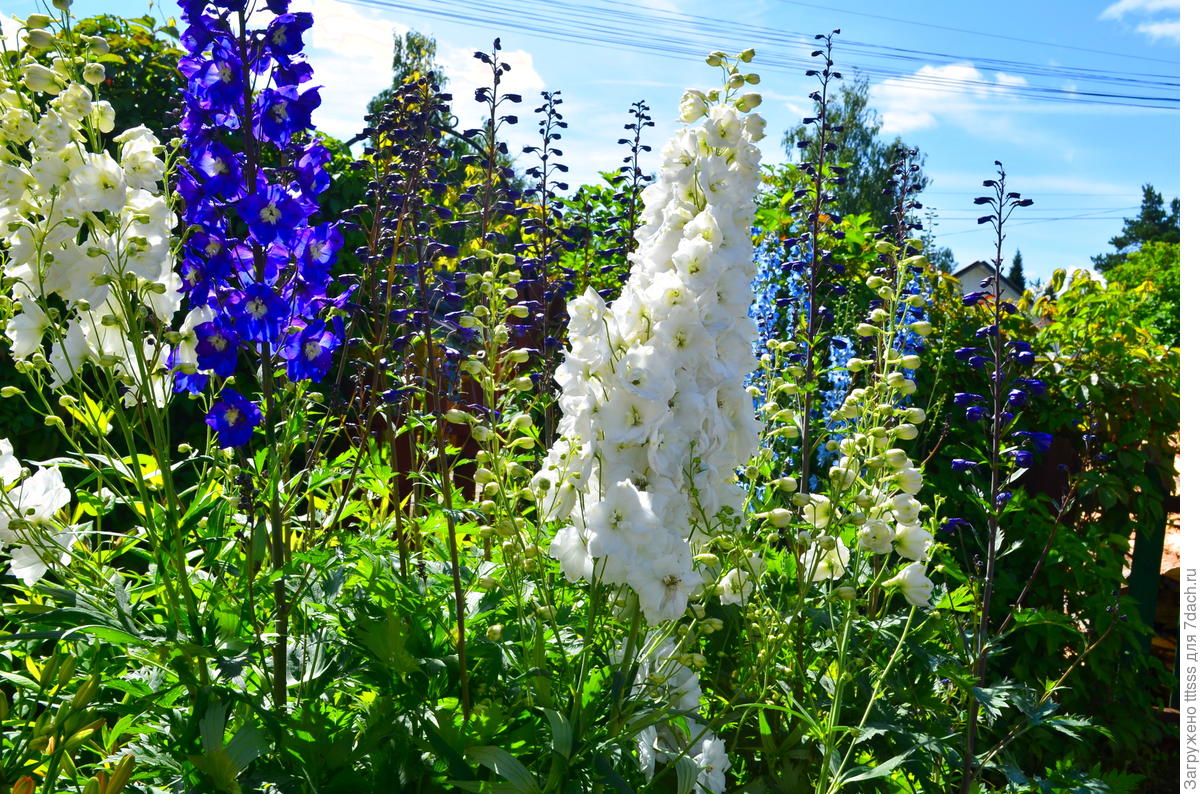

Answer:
[635,635,731,793]
[533,79,765,626]
[1,25,179,402]
[0,438,73,585]
[798,366,936,606]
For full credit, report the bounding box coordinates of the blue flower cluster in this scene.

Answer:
[747,231,810,394]
[815,334,855,468]
[173,0,346,447]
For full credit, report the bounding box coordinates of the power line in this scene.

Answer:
[934,211,1131,236]
[356,0,1178,110]
[774,0,1178,66]
[595,0,1178,87]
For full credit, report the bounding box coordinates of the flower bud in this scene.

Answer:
[1,386,24,398]
[910,320,933,336]
[679,88,707,122]
[445,408,472,424]
[790,492,811,508]
[734,93,762,111]
[833,586,857,601]
[772,476,798,492]
[82,63,105,86]
[900,354,921,369]
[695,553,719,567]
[846,357,868,372]
[26,14,51,28]
[884,449,909,468]
[905,407,926,424]
[52,0,73,10]
[25,29,54,50]
[766,508,792,528]
[23,63,61,94]
[487,624,503,641]
[894,423,919,441]
[855,323,877,337]
[85,35,110,55]
[511,376,533,391]
[869,308,888,324]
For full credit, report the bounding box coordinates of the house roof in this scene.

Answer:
[952,261,1020,296]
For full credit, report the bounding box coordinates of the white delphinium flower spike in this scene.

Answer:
[536,65,765,625]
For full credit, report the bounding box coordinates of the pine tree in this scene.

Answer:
[1008,249,1026,292]
[1091,184,1180,272]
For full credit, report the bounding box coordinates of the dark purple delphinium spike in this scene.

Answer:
[174,0,347,447]
[519,89,576,441]
[787,31,846,494]
[957,164,1057,791]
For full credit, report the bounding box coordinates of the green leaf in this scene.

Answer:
[465,746,539,794]
[674,754,699,794]
[840,749,911,784]
[543,708,572,759]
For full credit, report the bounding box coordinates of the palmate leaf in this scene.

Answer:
[355,610,419,677]
[971,679,1024,724]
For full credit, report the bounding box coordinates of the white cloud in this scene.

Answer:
[440,45,546,172]
[1098,0,1179,42]
[1136,20,1181,40]
[873,62,1027,135]
[1,13,26,53]
[293,0,407,141]
[442,45,546,126]
[1099,0,1179,20]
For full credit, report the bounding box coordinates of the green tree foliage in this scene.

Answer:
[926,244,957,272]
[1103,241,1180,347]
[1091,184,1179,272]
[366,30,448,122]
[74,14,184,142]
[781,77,926,227]
[1008,249,1026,292]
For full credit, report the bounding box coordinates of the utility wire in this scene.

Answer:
[356,0,1178,110]
[774,0,1179,66]
[594,0,1178,86]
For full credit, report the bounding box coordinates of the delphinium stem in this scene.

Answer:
[960,164,1033,791]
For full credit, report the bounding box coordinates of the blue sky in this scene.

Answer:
[3,0,1180,281]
